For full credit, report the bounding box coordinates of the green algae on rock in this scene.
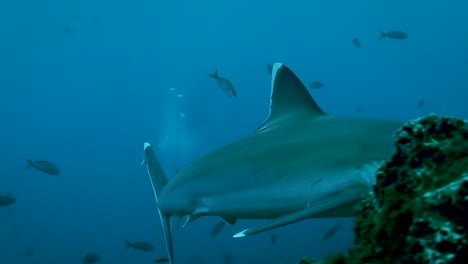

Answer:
[348,114,468,264]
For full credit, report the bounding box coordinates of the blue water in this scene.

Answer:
[1,0,467,263]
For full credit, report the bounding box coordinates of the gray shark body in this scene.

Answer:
[142,63,403,264]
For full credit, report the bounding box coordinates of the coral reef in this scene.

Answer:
[348,114,468,264]
[296,114,467,264]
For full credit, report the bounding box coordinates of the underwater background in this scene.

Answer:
[1,0,467,263]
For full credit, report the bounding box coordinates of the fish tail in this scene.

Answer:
[141,143,175,264]
[24,159,34,170]
[124,240,132,248]
[208,68,218,79]
[378,30,386,39]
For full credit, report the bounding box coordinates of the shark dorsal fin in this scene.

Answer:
[256,63,326,132]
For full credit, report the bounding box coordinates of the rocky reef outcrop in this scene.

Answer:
[298,114,468,264]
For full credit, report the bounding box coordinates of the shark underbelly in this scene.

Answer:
[197,185,312,219]
[159,166,373,220]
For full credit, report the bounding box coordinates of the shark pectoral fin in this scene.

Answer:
[233,190,362,238]
[142,143,174,264]
[143,143,168,200]
[160,213,175,264]
[233,209,309,238]
[219,216,238,226]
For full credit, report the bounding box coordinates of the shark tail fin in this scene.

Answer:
[24,159,34,170]
[208,68,218,79]
[142,143,174,264]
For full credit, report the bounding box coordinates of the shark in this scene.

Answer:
[141,63,403,264]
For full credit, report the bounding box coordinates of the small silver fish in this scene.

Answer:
[26,245,35,261]
[309,81,325,89]
[62,26,74,33]
[379,30,408,40]
[356,105,364,113]
[352,37,361,48]
[271,233,277,245]
[0,194,16,206]
[322,221,342,240]
[124,240,155,252]
[208,68,237,99]
[209,221,226,237]
[82,253,101,264]
[24,159,60,175]
[417,99,425,108]
[57,25,75,37]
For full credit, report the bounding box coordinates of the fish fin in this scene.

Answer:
[142,143,174,264]
[143,143,168,201]
[378,30,386,39]
[219,216,237,226]
[124,240,132,248]
[182,207,209,228]
[233,189,362,238]
[256,63,326,132]
[182,213,202,228]
[160,214,174,264]
[208,68,218,79]
[24,159,34,170]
